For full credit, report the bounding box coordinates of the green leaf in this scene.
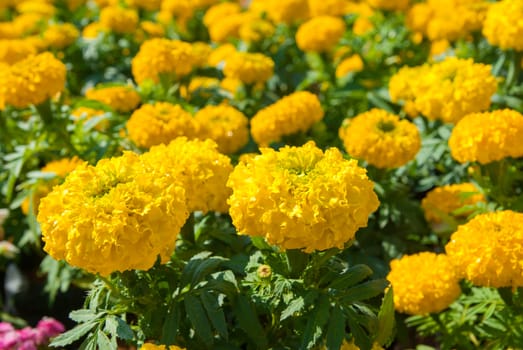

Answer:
[201,292,228,341]
[69,310,103,323]
[116,317,134,340]
[50,320,99,347]
[300,294,331,350]
[329,265,373,290]
[184,294,214,346]
[347,308,372,350]
[77,332,98,350]
[235,294,268,349]
[340,279,389,304]
[375,288,395,347]
[326,305,345,350]
[161,302,180,345]
[96,329,115,350]
[281,296,305,321]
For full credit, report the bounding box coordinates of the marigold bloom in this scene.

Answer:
[389,57,498,123]
[339,109,420,168]
[126,102,199,148]
[99,6,139,34]
[85,85,141,113]
[421,183,485,225]
[203,2,242,28]
[82,22,107,39]
[125,0,162,11]
[483,0,523,51]
[449,109,523,164]
[445,211,523,288]
[252,0,310,24]
[132,38,195,84]
[195,104,249,154]
[227,141,379,252]
[0,39,37,65]
[223,52,274,85]
[295,16,346,53]
[367,0,409,11]
[250,91,324,146]
[307,0,350,17]
[138,21,166,39]
[42,23,79,49]
[0,52,66,109]
[191,42,212,67]
[38,152,189,277]
[208,43,236,67]
[387,252,461,315]
[180,76,220,99]
[239,19,274,43]
[207,12,254,43]
[142,137,233,213]
[335,54,364,78]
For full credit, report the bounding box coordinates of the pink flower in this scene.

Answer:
[0,322,14,335]
[0,330,19,350]
[36,317,65,341]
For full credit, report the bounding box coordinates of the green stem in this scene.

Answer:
[180,212,195,244]
[506,50,522,89]
[35,99,54,125]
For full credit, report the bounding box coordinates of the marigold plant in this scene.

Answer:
[295,16,346,53]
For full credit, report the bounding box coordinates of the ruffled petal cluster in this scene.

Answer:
[448,109,523,164]
[250,91,324,146]
[141,137,233,214]
[126,102,199,148]
[367,0,409,11]
[387,252,461,315]
[339,109,420,169]
[223,51,274,85]
[0,39,37,65]
[85,85,141,113]
[132,38,195,84]
[251,0,309,24]
[295,15,346,53]
[445,211,523,288]
[42,23,79,49]
[194,104,249,154]
[389,57,497,123]
[227,141,380,252]
[37,152,189,276]
[0,52,66,109]
[99,6,139,34]
[482,0,523,51]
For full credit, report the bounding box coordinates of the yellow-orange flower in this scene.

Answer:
[227,141,380,252]
[223,52,274,84]
[367,0,409,11]
[252,0,309,24]
[296,16,346,53]
[99,6,139,34]
[43,23,79,49]
[0,39,37,65]
[483,0,523,51]
[335,54,364,78]
[85,85,141,113]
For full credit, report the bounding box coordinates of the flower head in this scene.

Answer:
[335,54,364,78]
[483,0,523,51]
[85,85,141,113]
[339,109,421,168]
[387,252,461,315]
[0,39,37,65]
[367,0,409,11]
[296,16,346,53]
[250,91,324,146]
[42,23,79,49]
[223,52,274,84]
[99,6,139,34]
[448,109,523,164]
[227,141,380,252]
[445,211,523,288]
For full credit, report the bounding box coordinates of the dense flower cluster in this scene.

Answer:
[132,38,195,84]
[0,52,66,109]
[445,211,523,288]
[389,57,497,123]
[387,252,461,315]
[37,152,189,276]
[339,109,421,168]
[227,141,380,252]
[126,102,199,148]
[448,109,523,164]
[295,16,346,53]
[482,0,523,51]
[250,91,324,146]
[141,137,233,213]
[85,85,141,113]
[421,183,485,225]
[194,104,249,154]
[0,318,64,350]
[223,52,274,85]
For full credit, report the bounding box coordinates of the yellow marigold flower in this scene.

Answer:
[335,54,364,78]
[308,0,350,17]
[142,137,233,213]
[207,43,236,67]
[99,6,139,34]
[239,19,274,43]
[125,0,161,11]
[449,109,523,164]
[82,22,107,39]
[22,156,85,215]
[191,42,212,67]
[203,2,242,28]
[250,91,324,146]
[339,109,421,169]
[430,39,451,57]
[13,13,45,36]
[38,152,189,277]
[387,252,461,315]
[220,77,243,96]
[366,0,409,11]
[0,22,20,40]
[389,57,498,123]
[296,16,346,53]
[223,51,274,85]
[195,104,249,154]
[180,76,220,99]
[483,0,523,51]
[132,38,195,85]
[43,23,79,49]
[71,107,109,131]
[227,141,379,252]
[254,0,310,24]
[207,12,254,43]
[126,102,199,148]
[139,21,165,39]
[85,85,141,113]
[140,344,185,350]
[421,183,485,225]
[0,39,37,65]
[445,211,523,288]
[16,1,55,17]
[0,52,66,109]
[345,3,375,35]
[336,339,384,350]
